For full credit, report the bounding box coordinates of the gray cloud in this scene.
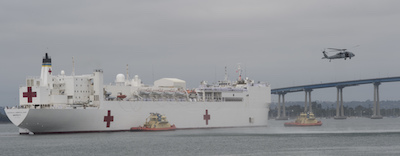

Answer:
[2,0,400,106]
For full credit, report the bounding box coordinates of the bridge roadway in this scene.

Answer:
[271,76,400,120]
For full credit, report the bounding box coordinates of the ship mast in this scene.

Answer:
[126,64,129,81]
[72,56,75,76]
[224,66,228,82]
[236,63,242,81]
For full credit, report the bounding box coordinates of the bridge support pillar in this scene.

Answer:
[277,94,281,118]
[371,82,383,119]
[276,93,288,120]
[335,86,347,119]
[304,89,313,113]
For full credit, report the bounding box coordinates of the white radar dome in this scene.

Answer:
[61,70,65,75]
[116,74,125,83]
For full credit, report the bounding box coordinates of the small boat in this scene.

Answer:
[187,90,197,98]
[139,89,151,96]
[151,90,163,96]
[131,113,176,131]
[117,93,127,100]
[284,112,322,127]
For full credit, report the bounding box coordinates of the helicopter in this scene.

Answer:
[322,47,357,62]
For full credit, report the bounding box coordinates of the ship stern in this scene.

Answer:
[5,108,31,134]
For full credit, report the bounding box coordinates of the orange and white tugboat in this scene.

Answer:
[131,113,176,131]
[284,112,322,127]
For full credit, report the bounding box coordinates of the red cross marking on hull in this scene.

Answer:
[23,87,37,103]
[104,110,114,128]
[203,109,210,125]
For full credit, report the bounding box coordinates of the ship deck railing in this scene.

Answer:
[103,97,243,102]
[6,104,99,110]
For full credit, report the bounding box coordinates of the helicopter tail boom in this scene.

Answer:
[322,51,328,59]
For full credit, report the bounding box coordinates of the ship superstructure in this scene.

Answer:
[5,53,271,134]
[20,54,103,109]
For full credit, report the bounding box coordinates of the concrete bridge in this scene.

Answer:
[271,76,400,120]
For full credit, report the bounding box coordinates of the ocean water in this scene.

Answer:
[1,117,400,156]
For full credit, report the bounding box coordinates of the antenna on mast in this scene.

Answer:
[224,66,228,81]
[236,63,242,81]
[152,64,154,82]
[245,63,247,79]
[72,56,75,76]
[126,64,129,80]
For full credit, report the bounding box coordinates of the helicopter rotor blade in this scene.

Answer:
[349,45,360,49]
[327,48,346,51]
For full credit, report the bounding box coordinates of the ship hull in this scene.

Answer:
[6,100,269,134]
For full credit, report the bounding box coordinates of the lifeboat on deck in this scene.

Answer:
[139,89,151,96]
[187,90,197,98]
[117,93,127,100]
[284,112,322,127]
[175,91,186,96]
[163,90,175,96]
[151,90,163,96]
[131,113,176,131]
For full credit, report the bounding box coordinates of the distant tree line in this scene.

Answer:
[270,102,400,119]
[0,113,11,123]
[0,107,11,123]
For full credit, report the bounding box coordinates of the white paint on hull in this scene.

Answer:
[6,100,269,133]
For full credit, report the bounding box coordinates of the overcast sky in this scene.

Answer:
[1,0,400,107]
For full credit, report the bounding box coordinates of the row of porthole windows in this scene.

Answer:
[76,78,88,81]
[75,96,90,99]
[52,84,64,87]
[74,90,90,93]
[52,78,88,81]
[75,84,90,87]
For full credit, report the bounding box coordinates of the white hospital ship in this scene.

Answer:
[5,53,271,134]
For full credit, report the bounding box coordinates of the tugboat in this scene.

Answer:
[131,113,176,131]
[284,112,322,127]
